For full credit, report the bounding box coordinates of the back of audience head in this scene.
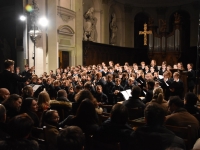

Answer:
[131,86,141,99]
[2,94,22,112]
[76,98,98,124]
[38,91,50,111]
[184,92,199,106]
[41,109,59,127]
[22,85,34,99]
[57,89,67,98]
[144,103,165,127]
[57,126,85,150]
[168,96,184,113]
[84,81,93,91]
[20,97,38,113]
[111,104,128,124]
[8,113,34,139]
[0,104,6,123]
[0,88,10,101]
[153,87,164,104]
[75,89,97,107]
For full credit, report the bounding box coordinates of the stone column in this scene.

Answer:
[75,0,83,66]
[47,0,58,72]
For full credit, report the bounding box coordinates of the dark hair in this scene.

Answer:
[184,92,198,106]
[41,109,58,127]
[144,103,165,126]
[8,113,34,138]
[57,126,85,150]
[22,85,33,99]
[2,94,22,108]
[20,97,36,113]
[57,89,67,98]
[4,59,14,69]
[169,96,184,108]
[111,104,128,124]
[76,99,98,124]
[131,86,141,98]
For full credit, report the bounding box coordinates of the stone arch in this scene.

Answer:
[134,12,150,48]
[57,25,75,46]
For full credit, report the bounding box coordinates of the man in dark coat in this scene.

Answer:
[0,59,32,94]
[133,103,185,150]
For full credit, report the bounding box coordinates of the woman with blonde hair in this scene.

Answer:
[37,91,50,119]
[146,87,168,114]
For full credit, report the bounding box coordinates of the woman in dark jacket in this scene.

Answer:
[20,97,39,127]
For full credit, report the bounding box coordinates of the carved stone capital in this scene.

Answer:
[57,6,76,22]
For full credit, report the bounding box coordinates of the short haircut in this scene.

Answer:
[0,104,6,121]
[8,113,34,138]
[57,89,67,97]
[169,96,184,108]
[111,104,128,124]
[184,92,198,106]
[57,126,85,150]
[131,86,141,98]
[145,103,165,126]
[4,59,14,69]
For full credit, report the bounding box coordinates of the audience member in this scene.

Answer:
[123,86,145,109]
[0,88,10,103]
[94,85,108,105]
[20,97,39,127]
[41,110,59,150]
[37,91,50,119]
[56,89,70,102]
[143,79,154,103]
[132,103,185,150]
[166,96,199,146]
[94,104,134,150]
[0,104,9,140]
[2,94,22,121]
[184,92,200,115]
[60,99,99,135]
[146,87,168,114]
[57,126,85,150]
[0,113,39,150]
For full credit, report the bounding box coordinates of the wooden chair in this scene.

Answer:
[31,126,47,150]
[128,107,144,120]
[166,125,192,150]
[98,114,110,125]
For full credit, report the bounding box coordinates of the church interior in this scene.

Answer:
[0,0,199,75]
[1,1,200,150]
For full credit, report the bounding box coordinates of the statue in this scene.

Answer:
[174,12,181,24]
[159,19,167,32]
[110,13,118,45]
[83,7,97,42]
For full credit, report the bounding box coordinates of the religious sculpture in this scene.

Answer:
[159,19,167,33]
[139,23,152,45]
[83,7,97,42]
[110,13,118,45]
[174,12,181,24]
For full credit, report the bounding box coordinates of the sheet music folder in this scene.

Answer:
[29,84,42,92]
[120,89,132,100]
